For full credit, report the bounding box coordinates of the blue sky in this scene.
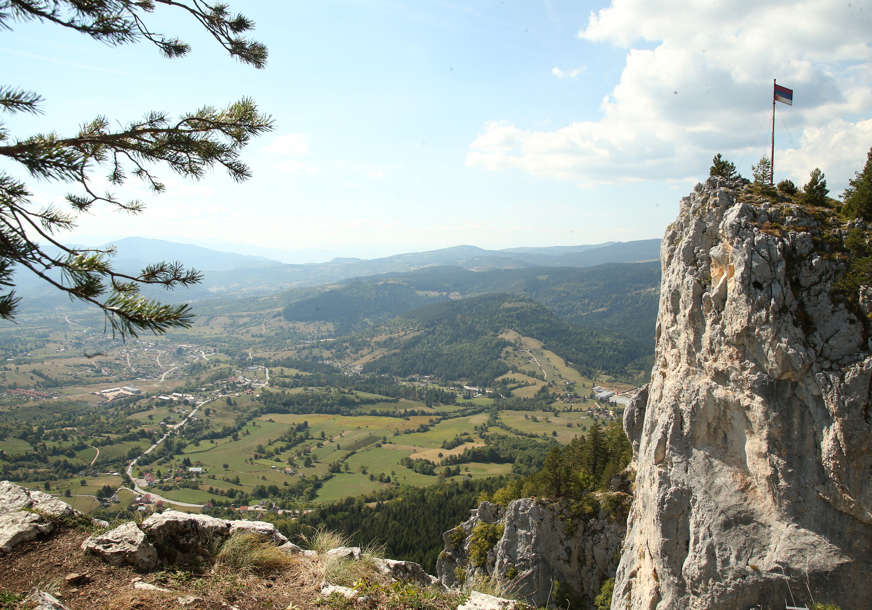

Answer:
[2,1,871,262]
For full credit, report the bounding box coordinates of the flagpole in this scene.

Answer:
[771,79,776,185]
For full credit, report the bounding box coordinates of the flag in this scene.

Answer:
[774,84,793,106]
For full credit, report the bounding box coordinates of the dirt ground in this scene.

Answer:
[1,527,322,609]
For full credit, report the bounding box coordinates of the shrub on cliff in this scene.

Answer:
[842,147,872,221]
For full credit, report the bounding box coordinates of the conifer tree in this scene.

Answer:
[800,168,829,207]
[0,1,273,336]
[842,147,872,221]
[751,156,772,184]
[709,153,737,180]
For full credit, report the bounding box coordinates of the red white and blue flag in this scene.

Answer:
[774,83,793,105]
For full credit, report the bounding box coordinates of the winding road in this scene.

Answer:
[124,396,215,508]
[122,367,270,509]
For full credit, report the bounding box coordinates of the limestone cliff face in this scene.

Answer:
[438,498,626,607]
[613,177,872,609]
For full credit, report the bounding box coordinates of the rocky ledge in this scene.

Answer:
[437,497,626,607]
[0,480,87,553]
[614,177,872,609]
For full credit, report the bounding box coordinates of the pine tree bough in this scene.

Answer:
[0,0,273,335]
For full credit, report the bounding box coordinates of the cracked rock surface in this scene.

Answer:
[613,178,872,609]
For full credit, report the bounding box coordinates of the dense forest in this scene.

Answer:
[280,261,660,342]
[363,294,650,385]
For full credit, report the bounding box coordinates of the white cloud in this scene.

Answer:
[551,65,585,79]
[263,133,319,175]
[468,0,872,189]
[264,133,310,156]
[276,159,319,175]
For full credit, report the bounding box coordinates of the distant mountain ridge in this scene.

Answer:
[281,261,661,341]
[12,237,661,311]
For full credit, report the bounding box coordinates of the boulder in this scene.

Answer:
[81,521,158,571]
[437,498,625,607]
[0,480,87,554]
[325,546,361,560]
[456,591,516,610]
[140,510,231,565]
[23,590,69,610]
[228,519,289,545]
[0,510,52,553]
[277,541,304,555]
[373,557,437,586]
[0,481,75,518]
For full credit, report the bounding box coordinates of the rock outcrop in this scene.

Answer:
[81,509,295,568]
[0,480,83,553]
[613,177,872,609]
[81,521,159,571]
[437,498,626,607]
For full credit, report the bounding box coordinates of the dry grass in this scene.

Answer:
[306,527,350,553]
[215,532,293,574]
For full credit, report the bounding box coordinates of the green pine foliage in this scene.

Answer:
[594,578,615,610]
[489,420,632,508]
[842,147,872,221]
[777,179,798,195]
[0,1,272,335]
[363,294,649,385]
[279,478,506,572]
[752,156,772,184]
[800,168,830,207]
[710,153,738,179]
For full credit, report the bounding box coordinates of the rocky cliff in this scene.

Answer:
[437,497,626,607]
[613,177,872,609]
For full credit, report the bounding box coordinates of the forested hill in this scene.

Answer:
[361,293,651,385]
[283,261,660,340]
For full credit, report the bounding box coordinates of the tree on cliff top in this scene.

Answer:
[799,168,830,207]
[842,147,872,221]
[709,153,738,180]
[0,1,273,336]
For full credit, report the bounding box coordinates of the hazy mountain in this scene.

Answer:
[106,237,282,272]
[11,237,661,313]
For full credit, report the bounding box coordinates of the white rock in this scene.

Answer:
[176,595,202,606]
[373,557,436,586]
[320,584,356,599]
[228,519,289,545]
[0,510,52,553]
[140,510,231,564]
[82,521,158,571]
[325,546,361,560]
[456,591,516,609]
[278,541,304,554]
[133,581,171,592]
[24,589,69,610]
[614,177,872,609]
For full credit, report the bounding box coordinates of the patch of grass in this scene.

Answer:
[468,522,504,568]
[352,577,470,610]
[0,590,25,609]
[467,574,530,607]
[307,528,350,553]
[323,554,381,588]
[216,532,294,574]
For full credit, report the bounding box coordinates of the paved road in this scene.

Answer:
[124,396,216,508]
[158,366,178,383]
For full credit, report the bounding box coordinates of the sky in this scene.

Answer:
[2,0,871,263]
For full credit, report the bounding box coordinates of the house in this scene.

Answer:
[187,467,204,473]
